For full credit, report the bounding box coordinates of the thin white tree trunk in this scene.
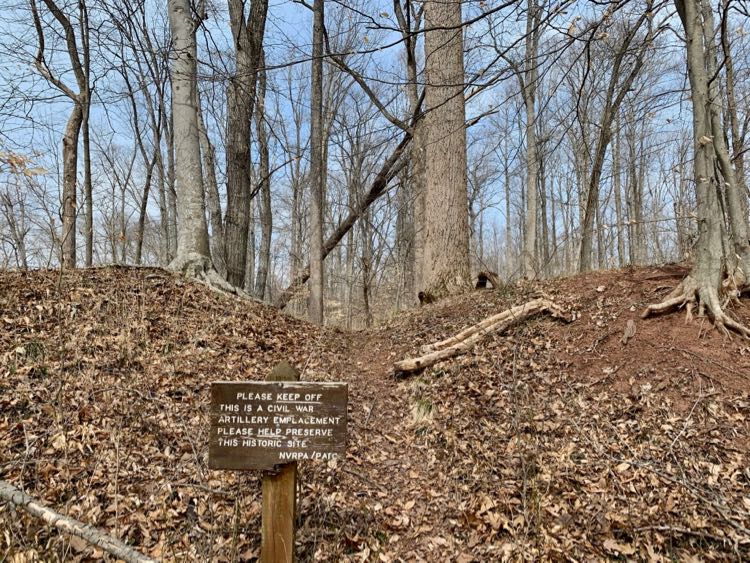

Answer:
[167,0,210,271]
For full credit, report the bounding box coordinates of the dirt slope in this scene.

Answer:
[1,265,748,561]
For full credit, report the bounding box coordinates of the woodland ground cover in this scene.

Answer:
[1,265,748,560]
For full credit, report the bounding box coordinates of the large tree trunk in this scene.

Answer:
[700,0,750,283]
[223,84,253,285]
[643,0,750,336]
[421,0,471,298]
[224,0,267,287]
[167,0,210,271]
[308,0,325,324]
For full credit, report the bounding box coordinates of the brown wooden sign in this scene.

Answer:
[209,381,348,471]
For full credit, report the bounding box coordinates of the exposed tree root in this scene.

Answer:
[168,252,261,302]
[641,275,750,338]
[394,298,569,375]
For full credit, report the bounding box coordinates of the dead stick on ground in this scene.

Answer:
[0,480,155,563]
[420,298,566,354]
[396,299,569,374]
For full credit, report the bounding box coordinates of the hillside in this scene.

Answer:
[1,265,749,561]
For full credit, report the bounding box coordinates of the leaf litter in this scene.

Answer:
[1,264,748,561]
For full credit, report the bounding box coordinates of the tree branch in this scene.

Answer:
[0,480,156,563]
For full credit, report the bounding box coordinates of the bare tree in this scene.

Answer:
[30,0,93,268]
[578,8,658,272]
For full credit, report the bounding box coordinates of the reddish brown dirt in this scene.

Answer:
[1,265,748,561]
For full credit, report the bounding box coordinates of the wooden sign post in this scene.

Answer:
[262,362,299,563]
[208,362,348,562]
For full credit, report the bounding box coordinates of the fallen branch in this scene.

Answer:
[395,298,568,374]
[0,480,156,563]
[420,298,567,354]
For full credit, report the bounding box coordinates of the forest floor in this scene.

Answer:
[1,264,749,561]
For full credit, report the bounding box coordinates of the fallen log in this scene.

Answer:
[395,298,568,374]
[0,480,156,563]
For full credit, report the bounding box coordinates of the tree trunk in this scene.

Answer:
[224,0,267,287]
[643,0,750,337]
[156,145,170,264]
[720,0,747,213]
[395,0,425,303]
[539,155,550,276]
[30,0,92,269]
[165,114,178,261]
[550,175,558,275]
[579,13,652,272]
[522,0,540,279]
[308,0,325,324]
[61,102,83,269]
[361,209,373,328]
[119,169,127,264]
[276,132,411,309]
[82,95,93,267]
[197,104,225,276]
[255,52,272,301]
[134,154,156,265]
[701,0,750,281]
[123,65,156,266]
[504,150,512,277]
[421,0,471,298]
[245,202,256,293]
[613,121,625,267]
[167,0,210,271]
[580,121,613,271]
